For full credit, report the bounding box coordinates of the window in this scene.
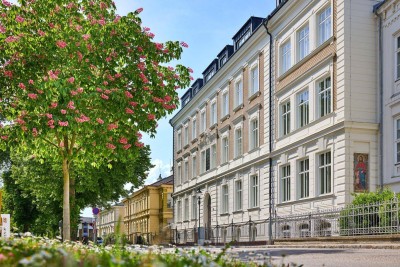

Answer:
[183,161,189,183]
[318,77,331,117]
[222,185,229,213]
[177,165,181,185]
[192,196,197,220]
[250,118,259,150]
[184,126,189,146]
[397,37,400,79]
[222,91,229,117]
[211,144,217,169]
[220,55,227,67]
[235,128,242,158]
[397,119,400,164]
[201,148,211,173]
[200,111,206,133]
[319,151,332,194]
[281,40,291,73]
[222,136,229,163]
[192,118,197,140]
[298,90,309,127]
[298,24,309,61]
[250,65,259,96]
[281,165,291,202]
[192,156,197,178]
[299,159,309,199]
[236,29,250,49]
[235,80,243,107]
[250,175,259,208]
[318,6,332,45]
[205,69,215,82]
[184,198,189,221]
[177,131,182,150]
[210,102,217,126]
[177,200,182,222]
[235,180,242,211]
[282,101,291,136]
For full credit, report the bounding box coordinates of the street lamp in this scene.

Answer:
[196,188,202,245]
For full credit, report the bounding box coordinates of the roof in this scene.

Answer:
[373,1,386,13]
[149,174,173,186]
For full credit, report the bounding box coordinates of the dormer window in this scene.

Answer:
[183,97,190,106]
[205,69,215,82]
[220,55,227,67]
[235,28,250,50]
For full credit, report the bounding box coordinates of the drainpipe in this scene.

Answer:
[263,16,274,245]
[373,6,383,189]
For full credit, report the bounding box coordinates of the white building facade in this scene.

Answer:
[97,204,125,238]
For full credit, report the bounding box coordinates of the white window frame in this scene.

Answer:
[397,36,400,80]
[183,160,189,183]
[249,63,259,96]
[191,195,197,220]
[177,164,182,185]
[201,150,206,173]
[250,175,259,208]
[281,40,291,74]
[222,91,229,118]
[281,165,291,202]
[299,158,309,199]
[210,101,217,126]
[222,136,229,163]
[192,156,197,178]
[222,184,229,214]
[200,110,206,133]
[211,143,217,169]
[234,128,243,158]
[184,125,189,146]
[192,117,197,140]
[396,119,400,164]
[319,151,332,195]
[298,90,309,128]
[235,79,243,107]
[281,101,291,136]
[177,200,182,222]
[184,198,189,221]
[318,76,332,118]
[250,118,259,150]
[318,5,332,45]
[235,180,243,211]
[297,24,309,61]
[177,130,182,151]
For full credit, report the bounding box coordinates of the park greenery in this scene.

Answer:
[0,0,191,241]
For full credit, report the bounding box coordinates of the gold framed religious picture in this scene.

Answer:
[354,153,368,192]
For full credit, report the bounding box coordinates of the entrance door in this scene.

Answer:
[203,193,211,239]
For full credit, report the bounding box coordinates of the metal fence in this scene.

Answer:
[171,198,400,245]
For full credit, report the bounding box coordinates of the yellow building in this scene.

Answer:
[97,203,125,238]
[123,175,173,244]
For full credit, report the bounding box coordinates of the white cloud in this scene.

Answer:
[145,159,171,185]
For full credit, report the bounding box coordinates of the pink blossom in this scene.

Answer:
[18,83,26,90]
[143,27,150,32]
[119,137,128,144]
[135,141,144,148]
[101,93,109,100]
[77,51,83,61]
[49,22,55,28]
[47,119,54,126]
[0,136,8,140]
[113,15,121,23]
[4,70,12,78]
[164,95,172,102]
[58,121,68,127]
[56,40,67,49]
[59,141,64,147]
[75,25,82,31]
[125,108,134,114]
[98,18,106,26]
[129,101,138,107]
[107,123,118,130]
[32,128,38,137]
[28,93,37,99]
[103,81,109,86]
[147,114,155,120]
[137,62,145,71]
[61,109,67,114]
[67,101,75,109]
[180,41,189,48]
[77,87,83,93]
[115,73,122,78]
[100,2,107,9]
[38,29,45,36]
[2,0,11,7]
[67,2,74,9]
[155,43,163,50]
[96,118,104,124]
[106,57,112,62]
[167,66,174,71]
[50,102,58,108]
[29,79,34,84]
[96,87,102,93]
[48,70,58,80]
[188,67,193,73]
[146,32,155,38]
[46,113,53,119]
[15,15,24,23]
[190,76,194,80]
[70,90,78,96]
[5,36,19,43]
[75,114,90,123]
[139,73,148,83]
[123,144,131,150]
[106,143,116,150]
[67,77,75,84]
[0,25,6,33]
[136,7,143,13]
[104,89,111,94]
[125,91,133,98]
[136,132,142,139]
[82,34,90,41]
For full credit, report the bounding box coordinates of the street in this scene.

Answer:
[225,247,400,267]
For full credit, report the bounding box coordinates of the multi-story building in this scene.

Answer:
[170,16,269,244]
[171,0,389,244]
[375,0,400,190]
[122,175,173,244]
[97,203,124,238]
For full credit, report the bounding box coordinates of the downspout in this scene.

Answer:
[373,6,383,189]
[263,16,274,245]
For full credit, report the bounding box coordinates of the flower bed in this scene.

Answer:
[0,237,263,266]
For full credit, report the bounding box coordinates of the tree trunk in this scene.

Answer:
[62,157,71,241]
